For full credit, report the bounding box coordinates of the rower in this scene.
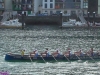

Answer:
[74,50,83,56]
[63,50,70,57]
[41,48,50,57]
[86,48,94,56]
[46,48,50,57]
[52,49,61,57]
[30,49,38,57]
[91,48,93,56]
[34,50,38,57]
[57,50,60,57]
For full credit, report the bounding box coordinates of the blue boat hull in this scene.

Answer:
[5,53,100,62]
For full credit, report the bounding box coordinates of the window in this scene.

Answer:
[55,3,63,9]
[45,3,47,8]
[50,11,53,14]
[55,0,63,2]
[75,3,80,8]
[73,0,75,2]
[56,11,61,14]
[50,0,53,2]
[83,0,88,2]
[71,11,76,15]
[76,0,80,2]
[45,0,47,2]
[50,3,53,8]
[83,3,88,8]
[64,11,67,14]
[27,0,32,4]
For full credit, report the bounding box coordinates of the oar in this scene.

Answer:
[29,54,33,62]
[51,54,58,62]
[64,55,70,62]
[86,53,100,67]
[40,55,46,63]
[86,53,96,63]
[75,54,81,60]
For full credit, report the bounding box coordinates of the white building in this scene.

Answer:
[41,0,88,15]
[4,0,12,11]
[98,0,100,15]
[34,0,42,14]
[42,0,55,14]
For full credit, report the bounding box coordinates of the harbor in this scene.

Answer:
[0,0,100,75]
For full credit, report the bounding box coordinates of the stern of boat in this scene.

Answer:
[5,53,14,61]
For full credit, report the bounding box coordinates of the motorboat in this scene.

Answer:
[0,19,25,28]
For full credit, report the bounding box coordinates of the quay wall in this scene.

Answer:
[18,15,79,25]
[84,17,100,23]
[8,16,100,25]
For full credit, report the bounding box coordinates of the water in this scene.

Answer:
[0,25,100,75]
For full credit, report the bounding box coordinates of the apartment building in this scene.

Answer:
[82,0,88,15]
[98,0,100,15]
[34,0,42,14]
[0,0,5,15]
[11,0,34,15]
[42,0,88,15]
[88,0,98,15]
[5,0,100,16]
[2,0,88,16]
[42,0,55,14]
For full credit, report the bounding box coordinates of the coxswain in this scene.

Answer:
[21,50,25,57]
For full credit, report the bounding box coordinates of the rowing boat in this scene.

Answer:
[5,52,100,62]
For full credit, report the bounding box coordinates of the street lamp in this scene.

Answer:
[87,12,90,22]
[22,11,24,29]
[60,12,63,27]
[93,12,95,25]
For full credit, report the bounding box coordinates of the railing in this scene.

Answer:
[77,12,87,24]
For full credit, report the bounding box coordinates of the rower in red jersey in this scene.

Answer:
[52,49,61,57]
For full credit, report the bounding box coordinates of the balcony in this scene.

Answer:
[0,3,4,9]
[55,0,64,2]
[0,0,4,3]
[13,4,33,11]
[55,3,64,9]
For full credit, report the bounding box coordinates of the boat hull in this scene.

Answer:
[5,53,100,62]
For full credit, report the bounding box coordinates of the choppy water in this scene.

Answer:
[0,25,100,75]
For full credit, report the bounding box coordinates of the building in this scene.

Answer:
[0,0,5,15]
[42,0,55,14]
[88,0,98,15]
[4,0,100,16]
[12,0,34,15]
[82,0,88,15]
[34,0,42,14]
[98,0,100,15]
[42,0,88,15]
